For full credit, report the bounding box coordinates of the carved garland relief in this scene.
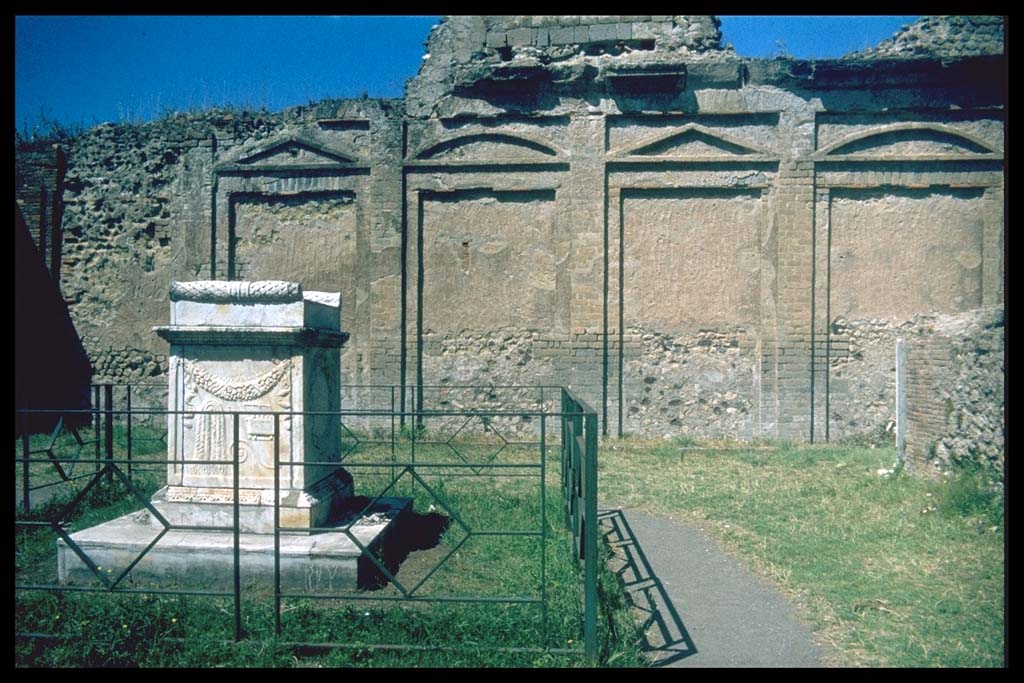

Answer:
[182,358,292,480]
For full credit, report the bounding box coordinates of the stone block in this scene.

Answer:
[485,31,507,48]
[631,22,657,40]
[588,23,618,42]
[507,28,534,46]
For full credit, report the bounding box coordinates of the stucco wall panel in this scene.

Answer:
[830,188,985,321]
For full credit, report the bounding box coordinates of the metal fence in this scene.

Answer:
[15,385,600,664]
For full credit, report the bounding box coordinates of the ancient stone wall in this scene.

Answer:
[902,308,1004,478]
[846,15,1003,60]
[34,100,406,396]
[17,15,1005,450]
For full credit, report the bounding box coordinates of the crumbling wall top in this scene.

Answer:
[477,16,723,54]
[406,16,728,116]
[845,15,1003,60]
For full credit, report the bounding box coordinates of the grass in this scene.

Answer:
[598,438,1005,667]
[15,420,646,668]
[15,421,167,509]
[21,419,1002,666]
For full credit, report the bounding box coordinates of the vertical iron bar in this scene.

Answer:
[618,197,625,438]
[584,411,598,665]
[232,413,242,642]
[410,405,417,498]
[126,385,133,482]
[810,183,817,444]
[560,390,568,530]
[273,413,281,636]
[415,193,424,429]
[574,410,582,557]
[825,194,832,443]
[93,385,101,474]
[399,148,408,430]
[540,413,547,648]
[21,414,31,511]
[104,384,114,483]
[602,169,609,437]
[390,385,396,483]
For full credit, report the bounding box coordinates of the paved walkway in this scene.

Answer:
[600,507,828,667]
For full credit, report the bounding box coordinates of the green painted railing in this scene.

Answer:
[560,387,599,664]
[16,385,601,665]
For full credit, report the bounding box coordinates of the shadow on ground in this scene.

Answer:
[346,497,450,590]
[600,508,697,666]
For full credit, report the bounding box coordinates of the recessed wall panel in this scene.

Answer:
[421,190,563,334]
[623,188,762,330]
[830,188,984,321]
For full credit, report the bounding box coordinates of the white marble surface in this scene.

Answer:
[162,282,344,494]
[303,291,341,330]
[171,300,307,327]
[169,283,341,330]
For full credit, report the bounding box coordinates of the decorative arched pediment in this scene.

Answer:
[609,123,775,160]
[814,123,1003,161]
[216,132,360,171]
[413,132,565,162]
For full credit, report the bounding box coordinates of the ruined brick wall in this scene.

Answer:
[15,142,56,245]
[46,100,405,398]
[902,308,1004,478]
[18,15,1005,446]
[15,140,65,275]
[54,110,283,383]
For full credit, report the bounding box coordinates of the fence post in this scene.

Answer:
[93,385,101,474]
[583,411,598,665]
[560,389,568,529]
[232,412,243,642]
[273,413,281,637]
[104,384,114,482]
[539,412,548,648]
[390,385,396,482]
[21,414,31,511]
[126,385,133,482]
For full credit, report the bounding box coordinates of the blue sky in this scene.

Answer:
[15,16,920,133]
